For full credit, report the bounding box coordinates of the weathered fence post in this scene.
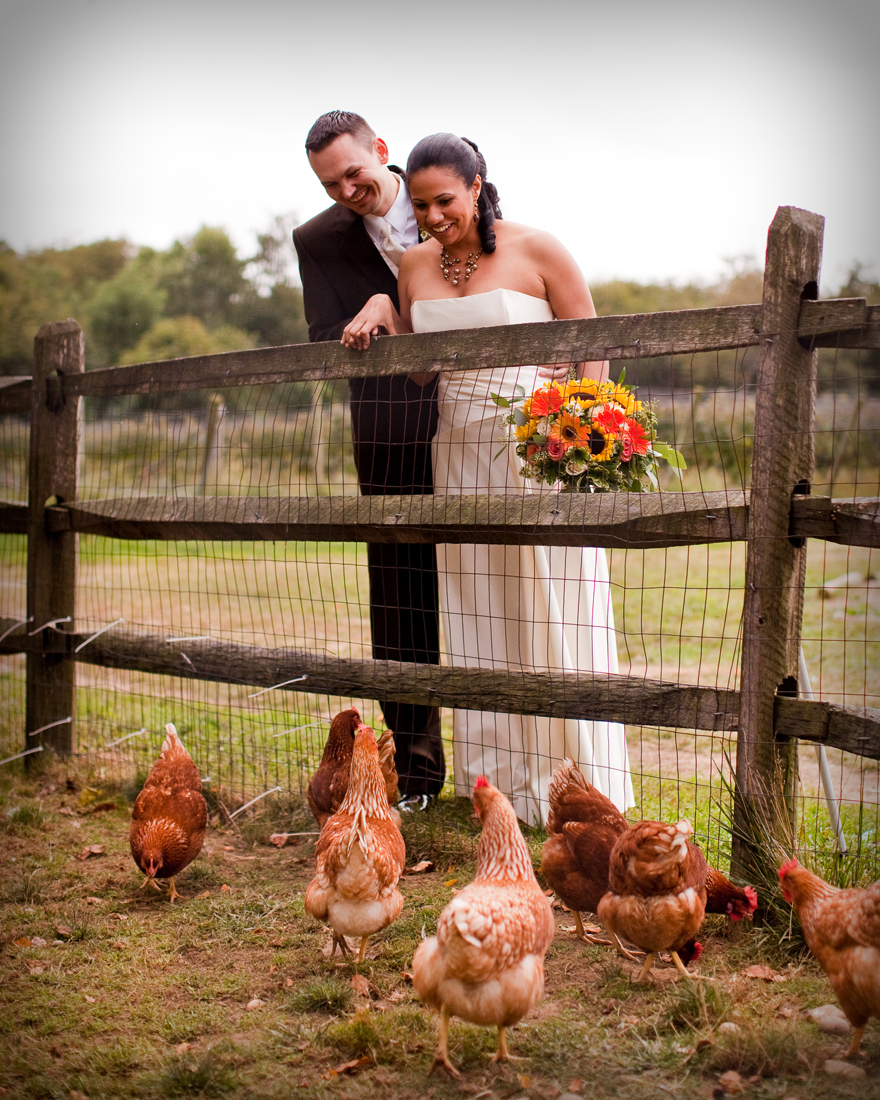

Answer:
[25,320,83,755]
[733,207,823,875]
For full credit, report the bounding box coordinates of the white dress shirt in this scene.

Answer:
[363,173,420,276]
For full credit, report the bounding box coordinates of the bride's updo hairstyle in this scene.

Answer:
[406,134,503,253]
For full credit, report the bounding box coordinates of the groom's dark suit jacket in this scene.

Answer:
[293,195,445,795]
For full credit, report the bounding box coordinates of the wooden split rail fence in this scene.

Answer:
[1,206,878,872]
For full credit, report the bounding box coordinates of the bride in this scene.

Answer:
[343,133,633,824]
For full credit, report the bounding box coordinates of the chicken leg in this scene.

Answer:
[167,877,179,905]
[490,1025,513,1064]
[428,1004,461,1079]
[845,1025,865,1059]
[139,875,162,893]
[356,936,370,964]
[634,952,655,983]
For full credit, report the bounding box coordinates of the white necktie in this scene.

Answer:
[378,218,406,270]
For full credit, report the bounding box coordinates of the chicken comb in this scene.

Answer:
[743,885,758,910]
[474,776,490,791]
[778,857,799,880]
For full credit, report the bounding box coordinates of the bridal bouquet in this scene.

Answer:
[492,372,685,493]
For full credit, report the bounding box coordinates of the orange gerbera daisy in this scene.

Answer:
[530,383,566,418]
[620,418,650,459]
[548,410,590,451]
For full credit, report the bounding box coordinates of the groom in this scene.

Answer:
[293,110,444,803]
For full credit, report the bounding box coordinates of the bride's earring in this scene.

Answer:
[473,201,479,224]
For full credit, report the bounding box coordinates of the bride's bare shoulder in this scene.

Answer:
[496,220,566,255]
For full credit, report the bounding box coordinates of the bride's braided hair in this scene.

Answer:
[406,134,503,253]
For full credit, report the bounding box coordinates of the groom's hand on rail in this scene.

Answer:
[342,294,400,351]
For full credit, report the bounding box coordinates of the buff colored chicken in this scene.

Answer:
[412,777,555,1078]
[307,707,400,829]
[598,818,708,982]
[129,724,207,904]
[304,722,405,962]
[780,858,880,1057]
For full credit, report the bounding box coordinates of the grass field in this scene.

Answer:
[1,757,878,1100]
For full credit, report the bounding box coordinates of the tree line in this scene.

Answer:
[1,221,876,393]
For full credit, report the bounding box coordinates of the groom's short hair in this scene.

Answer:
[305,111,377,155]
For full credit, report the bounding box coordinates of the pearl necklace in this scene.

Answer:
[440,245,482,286]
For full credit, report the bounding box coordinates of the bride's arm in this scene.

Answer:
[399,255,434,387]
[536,234,610,383]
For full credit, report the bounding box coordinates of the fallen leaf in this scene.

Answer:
[58,806,76,817]
[517,1073,532,1088]
[246,998,265,1010]
[388,989,406,1002]
[27,962,45,974]
[443,878,457,887]
[284,977,293,988]
[269,965,278,973]
[777,1005,796,1018]
[405,860,435,875]
[31,936,47,947]
[109,913,128,922]
[56,925,72,938]
[76,845,104,861]
[742,964,785,982]
[568,1079,584,1092]
[196,891,210,899]
[351,974,371,998]
[297,1041,309,1051]
[327,1056,371,1077]
[84,897,102,905]
[83,994,96,1004]
[270,939,285,948]
[221,884,231,892]
[174,1042,192,1054]
[269,833,298,848]
[85,802,117,815]
[718,1069,744,1093]
[223,845,235,851]
[69,1091,91,1100]
[110,940,128,949]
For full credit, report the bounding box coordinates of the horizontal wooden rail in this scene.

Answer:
[0,492,874,549]
[0,299,874,414]
[1,620,876,759]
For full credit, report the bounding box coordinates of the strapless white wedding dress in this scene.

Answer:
[411,288,633,824]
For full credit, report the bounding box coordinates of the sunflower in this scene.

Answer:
[548,410,590,451]
[514,417,539,442]
[587,423,616,461]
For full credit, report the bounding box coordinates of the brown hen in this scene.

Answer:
[780,858,880,1057]
[413,777,555,1078]
[304,722,406,963]
[307,708,400,828]
[598,818,708,981]
[540,757,628,945]
[129,724,207,903]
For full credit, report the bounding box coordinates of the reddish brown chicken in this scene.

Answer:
[598,818,708,981]
[129,724,207,904]
[540,758,629,945]
[780,858,880,1057]
[307,708,400,829]
[541,760,756,962]
[413,778,555,1078]
[305,722,406,963]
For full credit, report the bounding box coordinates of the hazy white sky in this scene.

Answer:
[1,0,877,291]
